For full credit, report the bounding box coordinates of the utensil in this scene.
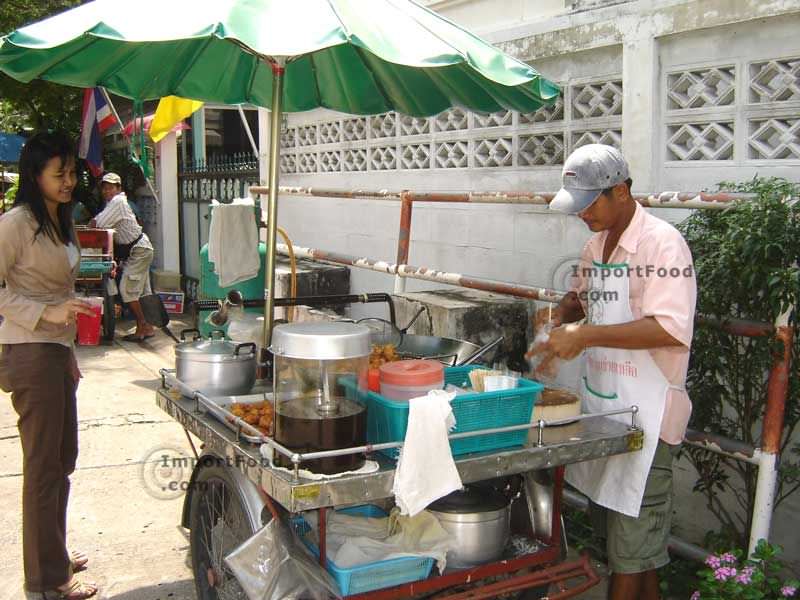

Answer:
[175,329,257,396]
[456,336,504,367]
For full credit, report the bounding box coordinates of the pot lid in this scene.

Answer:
[175,337,254,360]
[428,486,509,514]
[270,322,371,360]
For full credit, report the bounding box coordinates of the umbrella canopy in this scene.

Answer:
[0,132,26,163]
[0,0,558,116]
[0,0,560,350]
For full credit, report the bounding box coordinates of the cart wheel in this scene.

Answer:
[101,275,116,342]
[188,462,258,600]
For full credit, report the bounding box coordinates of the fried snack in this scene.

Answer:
[369,344,401,369]
[228,401,274,435]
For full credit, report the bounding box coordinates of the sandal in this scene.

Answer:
[70,551,88,573]
[39,578,98,600]
[121,333,154,342]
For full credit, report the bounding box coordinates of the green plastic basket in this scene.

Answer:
[355,365,542,458]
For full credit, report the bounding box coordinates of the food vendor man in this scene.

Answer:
[544,144,697,600]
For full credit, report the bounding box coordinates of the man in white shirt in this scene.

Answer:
[90,172,155,342]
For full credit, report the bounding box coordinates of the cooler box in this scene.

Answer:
[198,242,267,337]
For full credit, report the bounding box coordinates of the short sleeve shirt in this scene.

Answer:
[571,202,697,443]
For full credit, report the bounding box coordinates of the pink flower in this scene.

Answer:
[690,592,700,600]
[706,555,722,569]
[720,553,737,564]
[715,567,732,581]
[782,586,797,597]
[736,567,754,585]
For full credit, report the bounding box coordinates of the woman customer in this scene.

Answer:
[0,132,98,599]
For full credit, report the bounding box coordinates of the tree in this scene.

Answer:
[0,0,85,136]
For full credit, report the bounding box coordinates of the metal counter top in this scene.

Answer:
[157,386,642,513]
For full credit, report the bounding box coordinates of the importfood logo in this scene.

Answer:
[139,445,193,500]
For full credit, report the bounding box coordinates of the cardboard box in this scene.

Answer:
[156,291,184,314]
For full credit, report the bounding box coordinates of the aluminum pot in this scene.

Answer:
[175,329,256,396]
[428,486,511,569]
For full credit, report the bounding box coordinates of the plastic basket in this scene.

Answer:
[291,505,435,596]
[349,365,542,458]
[79,260,114,276]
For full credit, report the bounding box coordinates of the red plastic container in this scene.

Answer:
[76,304,102,346]
[379,359,444,402]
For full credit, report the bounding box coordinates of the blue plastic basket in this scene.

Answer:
[291,505,435,596]
[349,365,542,458]
[78,260,113,276]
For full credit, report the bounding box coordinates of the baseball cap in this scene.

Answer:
[549,144,629,214]
[101,172,122,185]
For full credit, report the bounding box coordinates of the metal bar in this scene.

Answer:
[762,325,793,454]
[749,323,794,555]
[431,554,601,600]
[684,428,759,463]
[183,428,199,460]
[293,407,639,462]
[262,60,285,351]
[249,186,760,210]
[394,191,412,294]
[318,506,327,570]
[694,315,775,338]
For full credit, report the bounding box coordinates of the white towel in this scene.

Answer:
[392,390,462,517]
[208,198,260,287]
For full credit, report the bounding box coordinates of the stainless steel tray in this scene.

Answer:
[203,393,273,445]
[162,370,271,445]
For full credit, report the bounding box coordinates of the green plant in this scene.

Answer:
[678,177,800,548]
[693,540,799,599]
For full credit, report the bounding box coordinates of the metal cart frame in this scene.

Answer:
[157,370,642,599]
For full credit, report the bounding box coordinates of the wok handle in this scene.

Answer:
[458,335,504,366]
[234,342,257,357]
[179,328,201,342]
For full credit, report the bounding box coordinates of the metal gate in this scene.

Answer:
[178,153,260,299]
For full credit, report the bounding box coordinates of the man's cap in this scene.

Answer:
[101,172,122,185]
[550,144,629,214]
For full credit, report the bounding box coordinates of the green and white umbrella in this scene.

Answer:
[0,0,559,343]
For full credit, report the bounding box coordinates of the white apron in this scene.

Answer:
[565,260,670,518]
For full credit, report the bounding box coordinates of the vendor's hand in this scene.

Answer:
[41,299,94,327]
[69,350,82,385]
[534,307,562,329]
[547,324,586,360]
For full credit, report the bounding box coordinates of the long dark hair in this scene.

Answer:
[14,131,76,244]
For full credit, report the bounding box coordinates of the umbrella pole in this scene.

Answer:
[262,59,285,354]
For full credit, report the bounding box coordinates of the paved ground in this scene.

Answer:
[0,318,607,599]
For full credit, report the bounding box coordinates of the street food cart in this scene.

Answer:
[153,307,642,599]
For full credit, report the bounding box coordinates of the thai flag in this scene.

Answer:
[78,88,117,177]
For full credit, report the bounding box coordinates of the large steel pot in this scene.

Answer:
[175,329,257,396]
[428,486,511,569]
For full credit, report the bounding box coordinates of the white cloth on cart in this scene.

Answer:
[302,508,454,572]
[392,389,462,517]
[207,197,260,287]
